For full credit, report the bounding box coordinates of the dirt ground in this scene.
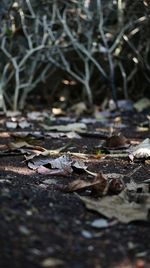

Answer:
[0,109,150,268]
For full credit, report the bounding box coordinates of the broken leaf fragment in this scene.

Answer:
[129,138,150,161]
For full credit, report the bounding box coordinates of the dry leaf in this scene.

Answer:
[134,97,150,112]
[79,190,150,223]
[46,131,81,139]
[28,155,72,170]
[64,173,109,196]
[109,99,133,112]
[18,120,31,129]
[40,122,87,132]
[108,178,124,194]
[37,165,71,176]
[28,154,89,176]
[6,121,18,129]
[11,131,43,139]
[8,141,45,152]
[8,141,34,150]
[103,134,130,150]
[129,138,150,161]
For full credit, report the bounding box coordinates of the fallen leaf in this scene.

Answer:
[40,122,87,132]
[80,193,150,223]
[38,165,70,176]
[8,141,34,150]
[126,179,148,192]
[108,178,124,194]
[46,131,81,139]
[18,120,31,129]
[109,99,133,112]
[11,131,43,139]
[79,190,150,223]
[6,121,18,129]
[134,97,150,112]
[103,134,130,150]
[28,154,89,176]
[8,141,45,152]
[72,160,88,171]
[28,155,71,170]
[64,173,109,195]
[129,138,150,161]
[27,111,49,121]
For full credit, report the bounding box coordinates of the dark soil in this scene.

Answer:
[0,110,150,268]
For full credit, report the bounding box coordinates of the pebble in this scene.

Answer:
[81,230,93,239]
[91,219,108,228]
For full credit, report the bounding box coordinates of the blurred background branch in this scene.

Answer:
[0,0,150,111]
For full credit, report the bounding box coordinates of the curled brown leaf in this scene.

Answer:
[64,172,109,196]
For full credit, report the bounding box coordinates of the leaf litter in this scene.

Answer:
[2,110,150,224]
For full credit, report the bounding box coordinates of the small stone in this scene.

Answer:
[41,257,63,267]
[81,230,93,239]
[19,225,30,235]
[91,219,108,228]
[88,245,94,251]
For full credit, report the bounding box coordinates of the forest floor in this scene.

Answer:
[0,105,150,268]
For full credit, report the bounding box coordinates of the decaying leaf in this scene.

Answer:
[40,122,87,132]
[28,154,71,170]
[79,190,150,223]
[28,154,89,176]
[108,178,124,194]
[64,172,109,195]
[64,173,124,195]
[129,138,150,161]
[103,134,130,150]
